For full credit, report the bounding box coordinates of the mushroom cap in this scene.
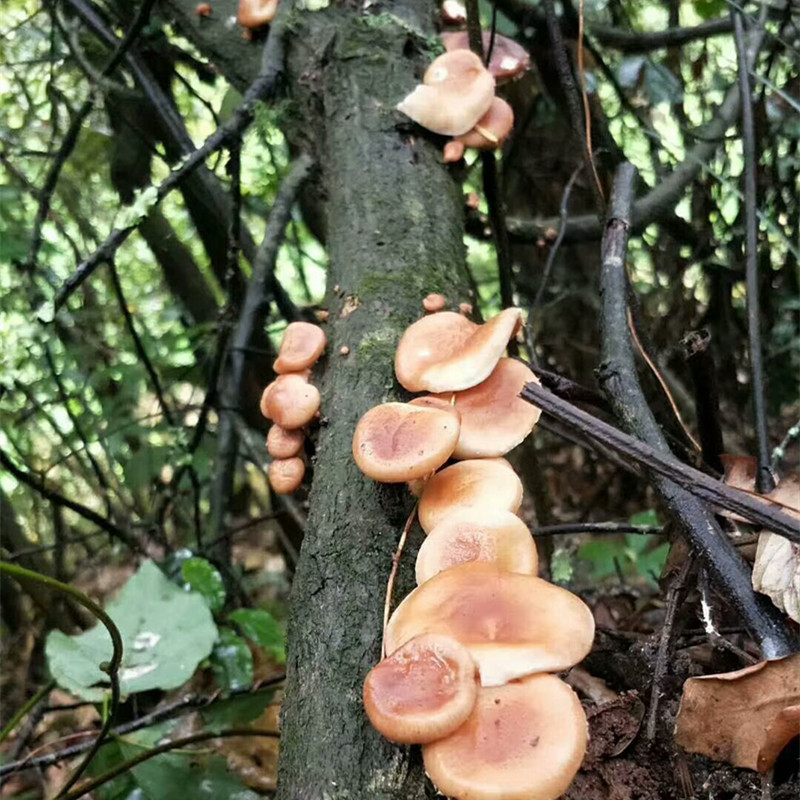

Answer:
[395,308,523,393]
[441,31,530,84]
[456,96,515,150]
[266,425,305,459]
[237,0,279,28]
[441,0,466,24]
[273,321,327,374]
[425,358,541,458]
[416,507,538,584]
[385,562,595,686]
[423,673,587,800]
[264,374,320,429]
[268,457,305,494]
[352,402,461,482]
[363,634,478,744]
[422,293,447,313]
[418,457,522,533]
[396,50,495,136]
[443,140,466,163]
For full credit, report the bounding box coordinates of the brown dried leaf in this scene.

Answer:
[752,531,800,623]
[674,654,800,772]
[721,456,800,521]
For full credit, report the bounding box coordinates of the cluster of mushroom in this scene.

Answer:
[397,31,529,163]
[353,302,594,800]
[260,322,325,495]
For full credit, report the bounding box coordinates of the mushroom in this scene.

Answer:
[440,0,466,25]
[263,374,320,429]
[395,308,523,393]
[446,96,515,164]
[273,321,327,374]
[266,425,305,459]
[415,507,538,584]
[363,634,478,744]
[396,50,495,136]
[422,673,588,800]
[268,457,305,494]
[237,0,279,28]
[352,402,460,482]
[441,31,530,84]
[423,358,541,458]
[385,562,595,686]
[417,457,522,533]
[422,293,447,313]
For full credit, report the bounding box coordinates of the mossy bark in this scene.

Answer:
[277,5,471,798]
[160,1,472,794]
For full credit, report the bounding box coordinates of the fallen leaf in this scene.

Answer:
[720,456,800,520]
[674,654,800,772]
[752,531,800,624]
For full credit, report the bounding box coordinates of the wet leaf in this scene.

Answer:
[752,532,800,624]
[210,628,254,692]
[181,558,226,614]
[675,654,800,771]
[229,608,286,664]
[46,560,218,700]
[201,689,275,733]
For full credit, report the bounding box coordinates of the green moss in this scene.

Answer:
[356,328,399,367]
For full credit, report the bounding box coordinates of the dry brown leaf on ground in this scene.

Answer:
[721,456,800,521]
[674,654,800,772]
[752,532,800,623]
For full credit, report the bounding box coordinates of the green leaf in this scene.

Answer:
[229,608,286,664]
[201,690,275,733]
[181,558,226,613]
[629,509,660,527]
[84,740,137,800]
[46,560,218,700]
[210,628,254,692]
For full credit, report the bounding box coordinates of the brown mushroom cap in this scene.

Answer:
[395,308,523,393]
[441,31,530,84]
[353,402,460,482]
[386,562,595,686]
[266,425,305,459]
[423,673,587,800]
[422,293,447,313]
[424,358,541,458]
[237,0,279,28]
[363,634,478,744]
[418,457,522,534]
[268,457,305,494]
[396,50,495,136]
[456,96,515,150]
[273,321,326,374]
[443,140,466,164]
[416,507,538,584]
[264,374,320,429]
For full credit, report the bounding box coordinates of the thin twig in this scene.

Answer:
[521,382,800,544]
[0,563,123,796]
[26,0,159,269]
[0,680,56,744]
[382,505,417,658]
[732,8,775,494]
[52,15,289,310]
[646,554,694,740]
[531,522,663,537]
[772,418,800,471]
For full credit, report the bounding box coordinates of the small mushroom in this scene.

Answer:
[260,371,312,419]
[416,507,538,584]
[386,562,595,686]
[397,50,495,136]
[237,0,279,28]
[266,425,305,459]
[417,457,522,533]
[424,358,541,458]
[440,0,466,24]
[456,96,514,150]
[422,673,588,800]
[422,293,447,313]
[363,634,478,744]
[263,374,320,429]
[353,402,461,482]
[395,308,523,393]
[441,31,530,84]
[273,321,327,374]
[268,457,305,494]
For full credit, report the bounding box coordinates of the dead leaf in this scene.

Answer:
[674,654,800,772]
[721,456,800,521]
[757,704,800,773]
[752,532,800,623]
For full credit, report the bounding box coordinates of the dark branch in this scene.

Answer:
[732,8,775,494]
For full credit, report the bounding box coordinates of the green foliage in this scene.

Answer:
[201,689,275,732]
[181,557,226,614]
[229,608,286,664]
[46,561,218,700]
[210,628,254,692]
